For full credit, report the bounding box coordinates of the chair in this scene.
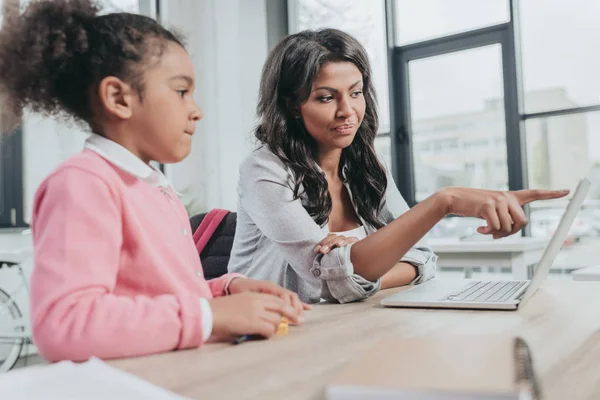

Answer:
[189,212,237,280]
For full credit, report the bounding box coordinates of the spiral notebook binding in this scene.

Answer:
[514,337,542,400]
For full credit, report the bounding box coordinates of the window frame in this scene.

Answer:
[0,128,25,228]
[1,0,25,228]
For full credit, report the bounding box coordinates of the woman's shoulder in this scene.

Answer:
[240,145,292,180]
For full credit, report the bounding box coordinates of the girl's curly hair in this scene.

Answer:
[0,0,183,124]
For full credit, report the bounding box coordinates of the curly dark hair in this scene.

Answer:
[0,0,183,125]
[256,28,387,229]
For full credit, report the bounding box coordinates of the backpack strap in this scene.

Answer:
[193,209,230,254]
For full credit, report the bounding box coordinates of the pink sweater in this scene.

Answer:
[30,149,239,361]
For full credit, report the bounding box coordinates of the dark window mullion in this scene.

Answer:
[0,128,25,228]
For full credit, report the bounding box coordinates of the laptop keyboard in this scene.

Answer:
[443,281,528,303]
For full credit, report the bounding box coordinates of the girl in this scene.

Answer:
[227,29,569,304]
[0,0,308,362]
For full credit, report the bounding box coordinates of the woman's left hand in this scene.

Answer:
[314,233,359,255]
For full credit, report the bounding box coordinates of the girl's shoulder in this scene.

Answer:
[40,149,126,193]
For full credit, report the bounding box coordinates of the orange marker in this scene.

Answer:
[276,317,289,335]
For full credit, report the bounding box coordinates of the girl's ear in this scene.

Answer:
[97,76,136,120]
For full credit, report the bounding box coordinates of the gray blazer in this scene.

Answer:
[227,146,437,304]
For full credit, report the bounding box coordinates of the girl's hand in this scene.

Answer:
[209,292,295,340]
[228,278,311,324]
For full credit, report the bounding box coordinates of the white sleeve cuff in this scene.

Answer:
[198,298,213,342]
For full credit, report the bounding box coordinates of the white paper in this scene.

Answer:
[0,357,190,400]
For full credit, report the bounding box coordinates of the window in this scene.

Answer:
[408,44,508,201]
[525,92,599,264]
[463,139,489,149]
[103,0,140,12]
[519,0,600,273]
[374,135,392,172]
[20,0,142,12]
[525,112,600,272]
[416,141,431,152]
[1,0,24,228]
[0,125,23,228]
[387,0,598,279]
[519,0,600,113]
[290,0,391,132]
[394,0,509,45]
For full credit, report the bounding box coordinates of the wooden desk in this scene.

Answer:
[111,281,600,400]
[428,237,547,280]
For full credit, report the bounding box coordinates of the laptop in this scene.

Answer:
[381,178,591,311]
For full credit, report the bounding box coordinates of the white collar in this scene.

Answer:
[84,134,172,189]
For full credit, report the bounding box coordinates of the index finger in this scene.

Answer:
[288,293,305,323]
[513,189,570,205]
[263,295,301,322]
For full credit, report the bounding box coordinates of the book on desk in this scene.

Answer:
[327,336,541,400]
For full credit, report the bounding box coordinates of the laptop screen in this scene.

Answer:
[520,178,591,305]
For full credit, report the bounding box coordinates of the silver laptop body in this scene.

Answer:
[381,178,591,311]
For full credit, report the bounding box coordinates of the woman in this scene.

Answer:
[227,29,568,304]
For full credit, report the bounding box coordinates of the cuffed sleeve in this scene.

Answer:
[308,243,381,303]
[401,247,438,285]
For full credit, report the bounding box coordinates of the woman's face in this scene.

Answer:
[298,61,365,153]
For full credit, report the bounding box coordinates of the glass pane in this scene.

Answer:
[408,44,508,202]
[294,0,391,133]
[525,112,600,273]
[394,0,509,45]
[520,0,600,113]
[102,0,139,13]
[20,0,139,13]
[374,135,392,171]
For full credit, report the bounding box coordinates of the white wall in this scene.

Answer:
[23,115,88,223]
[162,0,269,214]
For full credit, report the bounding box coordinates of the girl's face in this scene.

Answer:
[298,61,365,154]
[128,41,202,164]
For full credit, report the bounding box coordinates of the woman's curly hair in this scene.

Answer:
[0,0,183,124]
[256,29,388,229]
